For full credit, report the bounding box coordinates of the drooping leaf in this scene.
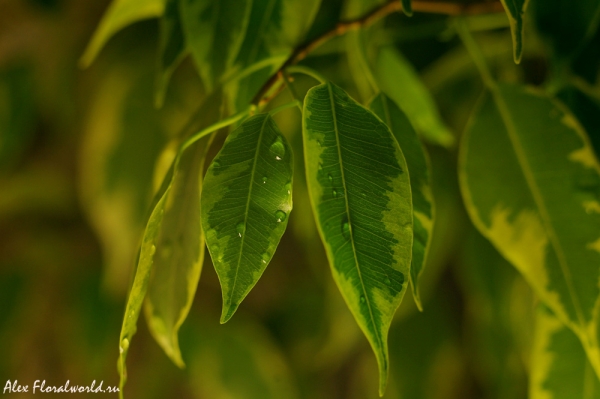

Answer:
[155,0,187,108]
[460,83,600,379]
[531,306,600,399]
[180,0,252,90]
[201,113,293,323]
[370,93,433,311]
[80,0,166,67]
[303,81,413,396]
[143,129,216,367]
[375,46,454,147]
[499,0,529,63]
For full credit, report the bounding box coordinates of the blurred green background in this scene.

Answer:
[2,0,597,397]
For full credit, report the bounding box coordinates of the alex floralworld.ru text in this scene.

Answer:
[3,380,120,394]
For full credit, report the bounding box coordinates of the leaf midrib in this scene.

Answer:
[326,83,383,350]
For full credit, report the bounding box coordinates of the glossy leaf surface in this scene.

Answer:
[531,306,600,399]
[303,81,413,395]
[202,113,293,323]
[375,46,454,147]
[81,0,166,67]
[370,93,433,310]
[180,0,251,89]
[460,84,600,378]
[499,0,529,63]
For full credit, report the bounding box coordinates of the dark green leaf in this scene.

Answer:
[303,81,413,396]
[402,0,412,16]
[370,93,433,310]
[557,84,600,158]
[201,113,293,323]
[460,83,600,379]
[499,0,528,63]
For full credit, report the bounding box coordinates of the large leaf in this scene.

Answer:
[370,93,433,311]
[180,0,252,90]
[201,113,293,323]
[80,0,166,67]
[155,0,187,108]
[375,46,454,147]
[499,0,529,63]
[303,81,413,395]
[460,84,600,378]
[531,306,600,399]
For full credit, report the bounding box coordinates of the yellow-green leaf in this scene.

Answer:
[460,83,600,379]
[303,81,413,396]
[370,93,433,311]
[80,0,166,67]
[499,0,529,63]
[201,113,293,323]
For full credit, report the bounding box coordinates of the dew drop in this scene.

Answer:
[262,176,268,184]
[213,159,221,168]
[236,222,245,237]
[261,252,270,264]
[121,338,130,352]
[149,245,156,256]
[385,278,392,285]
[275,210,287,222]
[360,296,366,304]
[317,140,322,147]
[270,137,286,160]
[318,163,323,172]
[328,174,333,182]
[333,189,338,197]
[342,219,351,239]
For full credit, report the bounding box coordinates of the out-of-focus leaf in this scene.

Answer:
[303,81,412,396]
[370,93,433,311]
[402,0,412,16]
[375,47,454,147]
[531,306,600,399]
[180,0,251,90]
[460,84,600,379]
[499,0,528,63]
[155,0,187,108]
[80,0,166,67]
[557,84,600,157]
[201,113,293,323]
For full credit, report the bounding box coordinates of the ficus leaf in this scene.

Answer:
[303,81,413,396]
[80,0,166,67]
[201,113,293,324]
[369,93,433,311]
[460,83,600,379]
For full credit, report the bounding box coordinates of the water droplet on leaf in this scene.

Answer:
[213,160,221,168]
[236,222,245,237]
[360,296,366,304]
[261,252,270,263]
[342,219,351,239]
[275,210,287,222]
[262,176,268,184]
[333,189,338,197]
[149,245,156,256]
[270,137,286,160]
[328,174,333,182]
[121,338,130,352]
[385,278,391,285]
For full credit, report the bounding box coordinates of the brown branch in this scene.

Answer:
[251,0,504,106]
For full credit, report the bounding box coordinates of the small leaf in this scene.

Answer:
[402,0,412,16]
[201,113,293,323]
[370,93,433,311]
[499,0,529,63]
[375,47,454,147]
[155,0,187,108]
[303,81,413,396]
[80,0,166,67]
[460,84,600,379]
[180,0,252,90]
[531,306,600,399]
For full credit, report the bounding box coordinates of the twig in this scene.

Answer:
[250,0,504,105]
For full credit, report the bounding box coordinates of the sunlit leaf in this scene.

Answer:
[375,46,454,147]
[370,93,433,311]
[499,0,529,63]
[303,81,413,396]
[80,0,166,67]
[201,113,293,323]
[180,0,252,90]
[531,306,600,399]
[155,0,187,108]
[460,84,600,379]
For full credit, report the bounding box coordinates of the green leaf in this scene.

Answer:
[531,306,600,399]
[201,113,293,323]
[155,0,187,108]
[303,81,413,396]
[375,46,454,147]
[80,0,166,67]
[180,0,252,90]
[558,85,600,158]
[402,0,412,16]
[369,93,433,311]
[460,83,600,379]
[499,0,529,63]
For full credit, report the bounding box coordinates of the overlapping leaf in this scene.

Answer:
[303,81,413,396]
[499,0,529,63]
[375,47,454,147]
[531,306,600,399]
[80,0,166,67]
[202,113,293,323]
[460,83,600,378]
[370,93,433,310]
